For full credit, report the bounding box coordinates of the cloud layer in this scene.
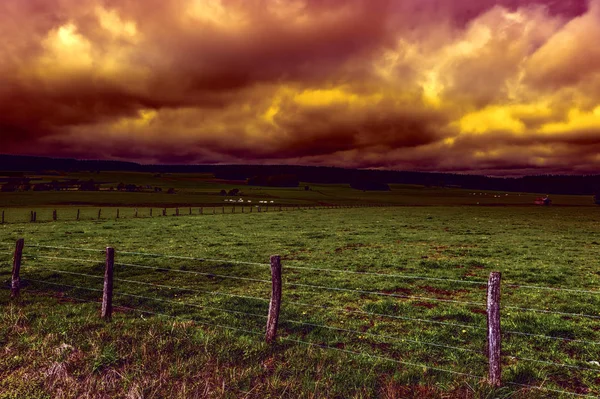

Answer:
[0,0,598,175]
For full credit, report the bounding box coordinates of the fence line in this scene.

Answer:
[284,282,486,307]
[8,238,600,396]
[20,242,600,296]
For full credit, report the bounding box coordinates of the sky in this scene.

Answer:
[0,0,599,175]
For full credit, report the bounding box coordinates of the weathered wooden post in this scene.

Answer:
[11,238,24,299]
[98,209,102,220]
[52,209,57,221]
[232,206,235,213]
[101,247,115,321]
[266,255,282,343]
[150,208,153,217]
[1,210,4,224]
[30,211,34,223]
[189,207,192,215]
[176,208,179,217]
[33,211,37,222]
[487,272,502,386]
[76,209,80,221]
[258,206,261,213]
[135,208,138,218]
[163,208,167,216]
[116,209,120,219]
[200,207,203,215]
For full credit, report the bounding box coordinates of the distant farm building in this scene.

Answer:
[534,196,552,206]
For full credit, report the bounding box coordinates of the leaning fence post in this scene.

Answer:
[101,247,115,320]
[266,255,282,343]
[11,238,24,299]
[487,271,502,386]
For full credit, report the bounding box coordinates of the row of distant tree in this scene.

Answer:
[2,154,600,195]
[0,179,176,194]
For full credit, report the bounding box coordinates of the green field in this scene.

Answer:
[2,202,600,398]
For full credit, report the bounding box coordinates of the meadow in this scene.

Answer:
[1,197,600,398]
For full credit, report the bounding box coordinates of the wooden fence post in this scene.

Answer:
[52,209,57,221]
[222,206,225,214]
[11,238,24,299]
[98,209,102,220]
[163,208,167,216]
[213,207,215,215]
[487,271,502,386]
[266,255,282,343]
[30,211,34,223]
[232,206,235,213]
[258,206,261,213]
[135,208,138,218]
[1,210,4,224]
[116,209,120,219]
[150,208,153,217]
[33,211,37,222]
[176,208,179,217]
[77,209,80,221]
[189,207,192,215]
[101,247,115,320]
[200,207,203,215]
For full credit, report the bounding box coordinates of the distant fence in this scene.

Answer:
[0,204,389,225]
[3,238,600,397]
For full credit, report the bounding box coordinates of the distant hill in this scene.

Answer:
[1,154,599,195]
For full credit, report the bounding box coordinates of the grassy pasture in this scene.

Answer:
[2,205,600,398]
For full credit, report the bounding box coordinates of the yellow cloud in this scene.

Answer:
[38,23,93,75]
[540,106,600,134]
[458,106,526,134]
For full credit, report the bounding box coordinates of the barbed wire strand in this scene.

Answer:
[23,255,100,264]
[116,250,269,267]
[505,283,600,295]
[285,282,486,307]
[22,276,270,302]
[503,330,600,346]
[25,276,270,304]
[504,305,600,320]
[115,262,271,283]
[27,279,104,293]
[25,266,271,285]
[113,291,268,320]
[49,294,264,337]
[280,337,484,380]
[285,264,487,286]
[506,382,598,398]
[29,244,105,253]
[284,299,487,331]
[280,318,483,354]
[506,355,600,372]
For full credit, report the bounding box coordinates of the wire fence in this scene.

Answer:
[0,203,380,225]
[3,240,600,397]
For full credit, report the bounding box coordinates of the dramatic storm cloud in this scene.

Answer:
[0,0,598,174]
